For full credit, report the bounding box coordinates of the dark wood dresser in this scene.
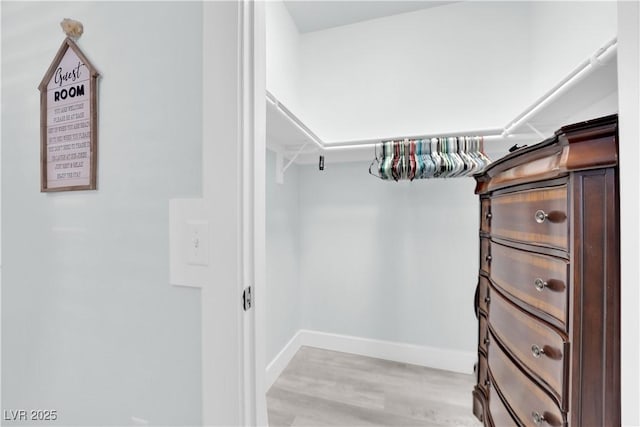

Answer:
[472,115,620,427]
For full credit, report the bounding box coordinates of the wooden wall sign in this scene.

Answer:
[39,37,99,192]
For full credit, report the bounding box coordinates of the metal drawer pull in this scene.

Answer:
[485,254,492,263]
[535,209,548,223]
[531,344,545,358]
[484,296,491,304]
[532,411,546,426]
[534,278,547,292]
[484,379,491,387]
[485,211,492,220]
[483,337,490,345]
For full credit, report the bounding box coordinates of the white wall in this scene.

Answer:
[298,2,533,142]
[265,150,301,364]
[268,1,618,145]
[528,1,617,107]
[617,2,640,425]
[2,3,202,425]
[298,163,479,353]
[266,1,302,116]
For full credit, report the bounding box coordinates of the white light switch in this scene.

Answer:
[186,220,208,266]
[169,198,208,288]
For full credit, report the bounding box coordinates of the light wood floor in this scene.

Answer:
[267,346,483,427]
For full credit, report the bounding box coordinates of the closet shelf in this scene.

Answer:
[266,37,618,165]
[266,91,323,154]
[267,91,504,151]
[503,37,618,139]
[266,92,507,165]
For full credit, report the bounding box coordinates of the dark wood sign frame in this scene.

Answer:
[38,37,99,192]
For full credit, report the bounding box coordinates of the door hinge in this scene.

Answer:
[242,286,252,311]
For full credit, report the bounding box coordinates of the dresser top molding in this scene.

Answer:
[475,114,618,194]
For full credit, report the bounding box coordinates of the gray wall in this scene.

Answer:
[298,162,479,352]
[265,156,480,360]
[265,151,301,364]
[2,2,202,425]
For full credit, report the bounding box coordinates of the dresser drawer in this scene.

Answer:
[489,330,564,427]
[491,185,568,250]
[481,197,491,234]
[490,288,567,405]
[479,314,489,354]
[480,238,491,274]
[490,242,569,328]
[479,276,490,315]
[478,353,489,396]
[489,380,517,427]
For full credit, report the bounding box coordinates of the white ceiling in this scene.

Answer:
[283,1,459,33]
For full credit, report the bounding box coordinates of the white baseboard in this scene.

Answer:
[265,330,303,390]
[298,330,476,375]
[266,329,476,389]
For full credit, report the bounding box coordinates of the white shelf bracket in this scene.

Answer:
[275,150,284,184]
[275,142,310,184]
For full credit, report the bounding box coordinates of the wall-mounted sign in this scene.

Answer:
[39,37,99,192]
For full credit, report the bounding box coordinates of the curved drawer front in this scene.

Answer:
[479,314,489,354]
[491,242,569,327]
[489,331,564,427]
[490,288,567,404]
[480,238,491,274]
[478,353,489,397]
[489,382,518,427]
[479,276,490,315]
[481,198,491,234]
[491,185,568,250]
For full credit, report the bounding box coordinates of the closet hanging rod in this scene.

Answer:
[502,37,617,137]
[322,130,505,151]
[267,37,617,153]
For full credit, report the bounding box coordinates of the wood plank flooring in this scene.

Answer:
[267,346,483,426]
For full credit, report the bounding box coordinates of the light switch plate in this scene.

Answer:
[169,198,208,288]
[186,220,209,266]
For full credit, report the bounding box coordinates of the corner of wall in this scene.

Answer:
[265,149,304,365]
[266,328,476,391]
[294,163,304,332]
